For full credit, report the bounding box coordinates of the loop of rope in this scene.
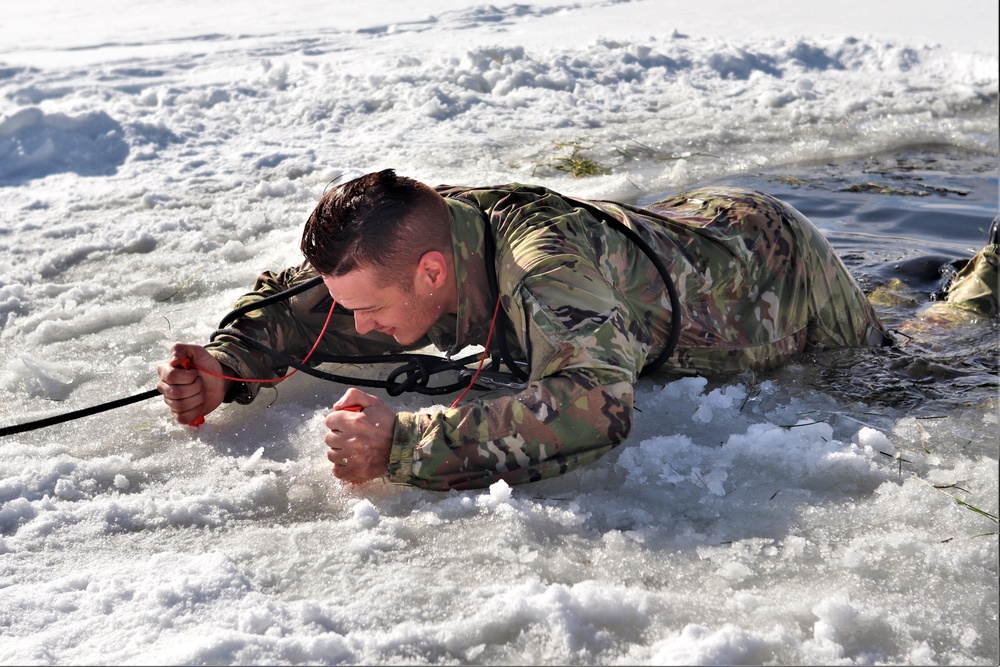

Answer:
[385,358,430,397]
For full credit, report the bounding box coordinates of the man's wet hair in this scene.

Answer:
[301,169,451,289]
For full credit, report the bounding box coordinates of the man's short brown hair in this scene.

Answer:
[300,169,451,289]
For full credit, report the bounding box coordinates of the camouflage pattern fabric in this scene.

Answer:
[942,235,998,318]
[206,184,887,490]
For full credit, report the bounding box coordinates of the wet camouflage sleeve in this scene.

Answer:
[205,262,412,403]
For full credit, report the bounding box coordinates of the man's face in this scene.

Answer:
[321,267,441,346]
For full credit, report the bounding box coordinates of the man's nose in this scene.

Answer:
[353,311,375,335]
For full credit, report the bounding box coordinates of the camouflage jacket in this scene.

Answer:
[206,184,883,490]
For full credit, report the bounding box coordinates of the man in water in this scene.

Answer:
[156,170,996,490]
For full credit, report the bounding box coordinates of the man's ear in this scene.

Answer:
[416,250,449,289]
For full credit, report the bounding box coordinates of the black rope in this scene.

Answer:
[601,216,682,376]
[216,275,325,329]
[0,389,160,438]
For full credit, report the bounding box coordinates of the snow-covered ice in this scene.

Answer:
[1,1,997,664]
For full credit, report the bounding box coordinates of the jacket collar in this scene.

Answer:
[424,197,494,355]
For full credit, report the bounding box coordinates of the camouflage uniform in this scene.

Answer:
[206,185,886,490]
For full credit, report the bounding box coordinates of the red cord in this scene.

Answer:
[185,297,339,384]
[181,293,502,425]
[179,298,338,426]
[448,295,502,409]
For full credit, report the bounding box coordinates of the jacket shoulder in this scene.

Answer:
[434,182,558,201]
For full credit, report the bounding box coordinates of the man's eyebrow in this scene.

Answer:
[335,299,377,312]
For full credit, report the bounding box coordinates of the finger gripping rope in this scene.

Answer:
[177,359,207,426]
[175,297,341,426]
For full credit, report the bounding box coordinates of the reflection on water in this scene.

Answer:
[676,146,998,415]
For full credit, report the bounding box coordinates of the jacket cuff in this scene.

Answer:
[205,346,259,404]
[387,411,426,484]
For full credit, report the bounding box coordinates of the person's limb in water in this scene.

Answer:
[889,214,1000,333]
[941,214,999,318]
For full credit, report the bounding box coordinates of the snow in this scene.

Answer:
[1,0,998,664]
